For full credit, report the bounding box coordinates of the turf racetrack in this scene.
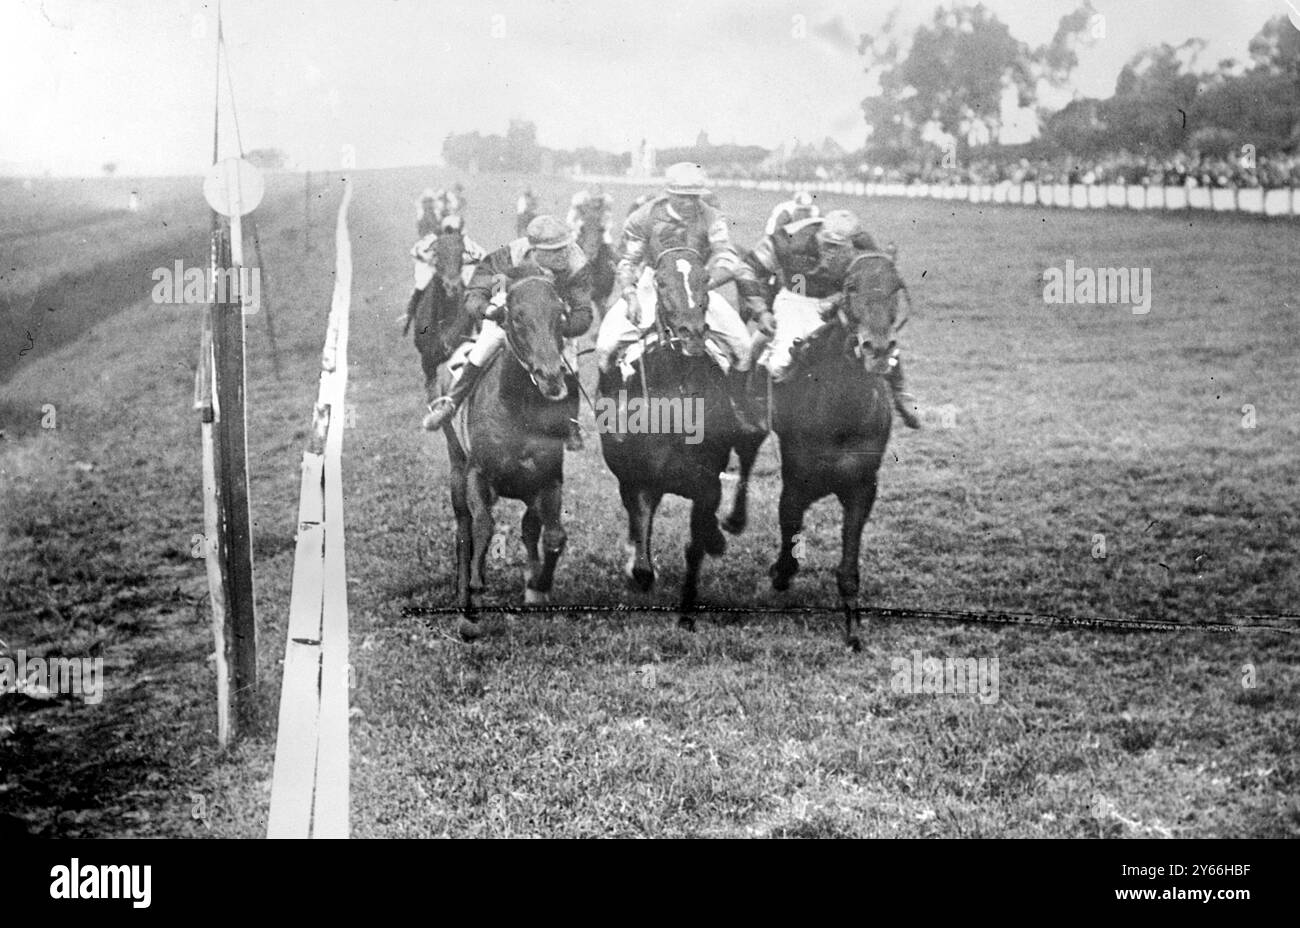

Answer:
[1,167,1296,836]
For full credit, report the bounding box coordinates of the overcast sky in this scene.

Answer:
[0,0,1291,176]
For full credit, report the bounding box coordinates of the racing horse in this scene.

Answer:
[766,248,905,650]
[443,266,579,618]
[575,217,617,318]
[597,246,764,628]
[408,226,475,404]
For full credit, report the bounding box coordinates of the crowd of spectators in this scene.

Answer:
[740,149,1300,190]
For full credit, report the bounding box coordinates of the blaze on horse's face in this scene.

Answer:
[505,276,569,401]
[842,254,904,374]
[653,250,710,357]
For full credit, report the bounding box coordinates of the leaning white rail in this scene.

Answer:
[267,176,353,839]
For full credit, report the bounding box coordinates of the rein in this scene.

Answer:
[502,274,564,391]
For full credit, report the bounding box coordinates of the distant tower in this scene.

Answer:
[695,129,709,148]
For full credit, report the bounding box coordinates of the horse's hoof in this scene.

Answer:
[721,514,746,535]
[678,615,696,633]
[769,562,794,592]
[628,566,656,593]
[524,587,548,606]
[703,525,726,557]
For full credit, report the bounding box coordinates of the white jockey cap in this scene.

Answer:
[792,191,815,208]
[664,162,711,196]
[817,209,861,245]
[420,188,437,202]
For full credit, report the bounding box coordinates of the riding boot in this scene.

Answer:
[422,361,484,431]
[727,369,766,434]
[565,417,585,452]
[887,353,922,430]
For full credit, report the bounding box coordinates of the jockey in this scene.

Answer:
[417,189,441,237]
[764,190,819,235]
[595,162,769,430]
[746,208,921,429]
[422,215,595,444]
[567,186,614,244]
[403,213,488,331]
[627,192,654,216]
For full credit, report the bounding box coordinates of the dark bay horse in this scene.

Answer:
[576,218,617,319]
[767,250,905,650]
[444,268,579,616]
[409,228,474,403]
[598,246,764,628]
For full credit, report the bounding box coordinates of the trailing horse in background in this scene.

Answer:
[409,226,474,404]
[576,218,617,320]
[767,249,904,651]
[443,267,579,618]
[598,246,764,628]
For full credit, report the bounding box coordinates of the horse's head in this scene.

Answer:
[841,245,906,375]
[433,222,465,301]
[652,246,710,357]
[576,219,603,262]
[503,270,569,402]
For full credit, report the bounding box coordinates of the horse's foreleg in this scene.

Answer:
[526,483,567,605]
[621,483,659,592]
[521,505,542,604]
[770,482,809,592]
[681,479,724,629]
[722,431,764,535]
[466,469,494,593]
[450,470,473,615]
[836,481,878,653]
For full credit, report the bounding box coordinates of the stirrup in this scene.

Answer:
[422,397,455,431]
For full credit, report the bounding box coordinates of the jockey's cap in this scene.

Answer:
[817,209,861,245]
[664,162,711,196]
[420,188,436,202]
[793,191,814,208]
[526,215,574,250]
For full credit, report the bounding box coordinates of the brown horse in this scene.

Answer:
[767,249,904,650]
[576,218,617,319]
[444,268,579,618]
[409,227,473,404]
[598,246,765,628]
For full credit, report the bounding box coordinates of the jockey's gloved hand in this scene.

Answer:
[756,310,776,337]
[744,293,768,321]
[464,292,489,320]
[484,290,508,322]
[707,267,734,290]
[817,293,845,320]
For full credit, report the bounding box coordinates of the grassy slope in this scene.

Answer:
[0,167,1296,837]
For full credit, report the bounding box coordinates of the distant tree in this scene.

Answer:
[102,162,118,176]
[860,5,1037,155]
[503,119,541,172]
[859,3,1096,157]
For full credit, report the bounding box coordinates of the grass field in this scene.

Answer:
[0,167,1297,837]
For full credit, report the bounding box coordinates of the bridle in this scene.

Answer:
[650,246,707,353]
[838,251,911,367]
[501,273,565,391]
